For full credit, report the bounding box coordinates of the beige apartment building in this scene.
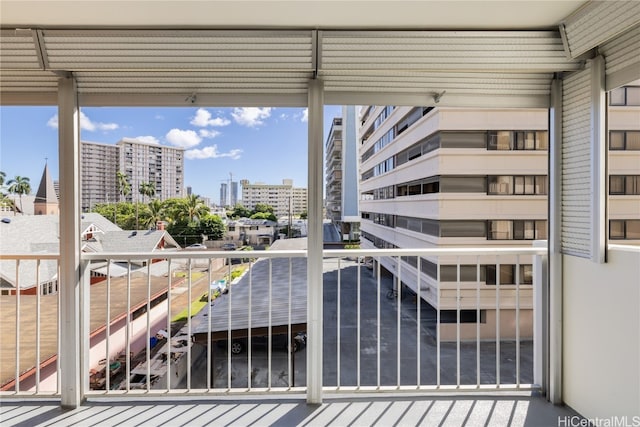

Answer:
[240,179,307,218]
[359,94,639,340]
[359,106,549,340]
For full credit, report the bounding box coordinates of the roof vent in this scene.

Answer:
[1,218,11,224]
[130,231,137,237]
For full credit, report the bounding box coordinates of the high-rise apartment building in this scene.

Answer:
[359,106,549,339]
[325,106,360,241]
[241,179,307,218]
[219,181,238,207]
[117,138,184,203]
[81,140,119,211]
[220,182,228,207]
[81,138,184,211]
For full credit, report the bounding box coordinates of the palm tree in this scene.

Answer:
[116,171,131,203]
[138,182,156,204]
[7,175,31,214]
[143,198,165,229]
[0,171,5,187]
[179,194,209,222]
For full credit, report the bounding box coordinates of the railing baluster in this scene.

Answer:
[35,259,41,393]
[187,258,192,391]
[207,258,212,391]
[15,260,20,393]
[125,262,131,392]
[268,258,272,389]
[376,257,381,389]
[456,257,461,388]
[357,257,361,389]
[516,254,521,388]
[287,257,292,388]
[57,261,61,395]
[496,256,501,387]
[476,256,481,388]
[436,256,441,388]
[337,258,341,389]
[146,259,152,393]
[105,262,111,393]
[396,255,401,389]
[248,259,253,390]
[166,259,172,392]
[416,257,421,388]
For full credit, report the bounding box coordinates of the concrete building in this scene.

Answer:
[325,106,360,241]
[117,138,184,203]
[241,179,307,218]
[81,140,119,211]
[358,106,549,339]
[608,82,640,244]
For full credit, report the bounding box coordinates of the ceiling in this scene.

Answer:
[0,0,602,107]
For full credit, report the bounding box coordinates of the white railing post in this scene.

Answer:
[307,77,324,404]
[58,75,82,408]
[533,240,547,390]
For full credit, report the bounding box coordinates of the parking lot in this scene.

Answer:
[183,258,532,389]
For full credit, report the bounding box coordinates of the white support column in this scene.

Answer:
[307,78,324,404]
[58,76,83,408]
[590,55,607,264]
[549,77,563,405]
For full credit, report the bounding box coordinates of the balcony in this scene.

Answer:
[0,245,590,423]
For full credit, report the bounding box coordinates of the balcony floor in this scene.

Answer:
[1,392,582,426]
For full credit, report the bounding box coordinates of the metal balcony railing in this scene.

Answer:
[0,246,547,399]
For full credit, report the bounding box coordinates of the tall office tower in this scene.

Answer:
[81,140,120,211]
[220,182,228,207]
[241,179,307,218]
[358,106,549,339]
[116,138,184,202]
[230,181,238,206]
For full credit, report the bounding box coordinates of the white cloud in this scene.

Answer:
[301,108,308,122]
[185,145,243,160]
[199,129,221,139]
[47,112,120,132]
[231,107,272,127]
[132,135,160,144]
[155,114,165,120]
[165,128,202,149]
[190,108,231,127]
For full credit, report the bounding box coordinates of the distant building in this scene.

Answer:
[230,181,238,206]
[220,182,228,206]
[241,179,307,218]
[81,140,119,211]
[34,163,59,215]
[220,181,238,207]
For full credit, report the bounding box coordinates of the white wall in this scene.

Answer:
[563,246,640,419]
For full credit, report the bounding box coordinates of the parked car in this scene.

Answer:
[218,332,306,354]
[221,243,237,250]
[186,243,207,250]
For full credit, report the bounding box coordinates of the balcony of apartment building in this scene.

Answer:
[1,1,639,425]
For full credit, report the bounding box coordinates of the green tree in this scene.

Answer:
[142,198,166,229]
[116,171,131,203]
[250,211,277,222]
[178,194,209,222]
[229,203,251,219]
[197,213,225,240]
[253,203,274,214]
[139,181,156,203]
[7,175,31,214]
[0,171,5,187]
[299,210,307,220]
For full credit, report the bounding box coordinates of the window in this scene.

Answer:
[609,131,640,150]
[488,220,547,240]
[610,86,640,106]
[486,265,533,285]
[487,131,548,150]
[610,220,640,240]
[610,176,640,195]
[488,175,547,195]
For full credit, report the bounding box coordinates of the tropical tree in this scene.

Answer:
[116,171,131,203]
[138,181,156,203]
[142,198,165,229]
[7,175,31,214]
[0,171,5,187]
[178,194,209,222]
[229,203,251,219]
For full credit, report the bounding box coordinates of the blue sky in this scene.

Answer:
[0,105,342,202]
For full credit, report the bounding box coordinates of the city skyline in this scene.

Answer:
[0,105,342,202]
